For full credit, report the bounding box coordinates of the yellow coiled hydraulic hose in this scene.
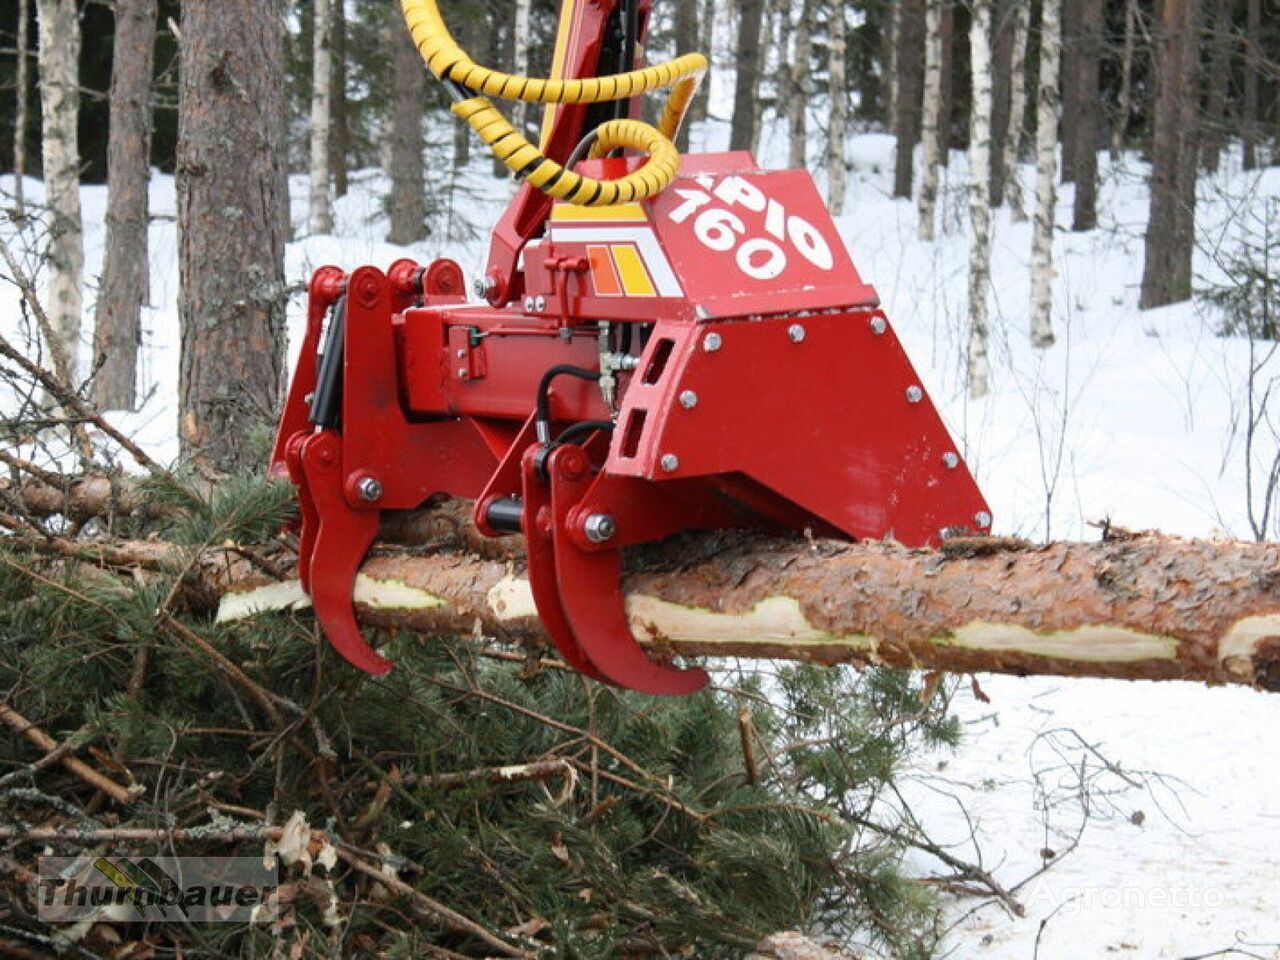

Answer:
[400,0,706,206]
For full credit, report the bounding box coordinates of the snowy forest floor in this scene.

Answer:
[3,115,1280,957]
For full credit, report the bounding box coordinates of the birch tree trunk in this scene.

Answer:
[177,0,288,473]
[884,0,899,127]
[1029,0,1061,349]
[331,0,349,198]
[1139,0,1201,310]
[966,0,994,399]
[1070,0,1102,232]
[219,529,1280,693]
[1001,0,1031,221]
[787,0,815,169]
[92,0,158,412]
[828,0,849,216]
[1111,0,1137,161]
[308,0,334,236]
[35,0,83,381]
[388,16,427,246]
[512,0,532,136]
[917,0,944,241]
[893,0,926,199]
[1242,0,1260,171]
[729,0,767,153]
[13,0,30,217]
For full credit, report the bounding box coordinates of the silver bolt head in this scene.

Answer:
[534,295,547,312]
[942,452,960,470]
[358,478,384,502]
[975,511,993,529]
[583,513,618,544]
[679,390,699,410]
[458,367,469,379]
[906,385,924,404]
[524,296,536,312]
[788,323,807,343]
[703,332,722,353]
[473,277,493,299]
[870,316,888,336]
[660,453,680,473]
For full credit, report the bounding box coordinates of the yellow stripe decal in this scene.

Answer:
[611,245,658,297]
[551,203,648,223]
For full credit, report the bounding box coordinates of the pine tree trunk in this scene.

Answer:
[786,0,815,168]
[967,0,994,399]
[730,0,767,153]
[939,0,954,167]
[988,0,1014,206]
[219,529,1280,692]
[13,0,30,217]
[331,0,349,198]
[1002,0,1031,220]
[1030,0,1061,348]
[35,0,83,382]
[692,0,715,127]
[675,0,700,152]
[512,0,532,137]
[1070,0,1102,231]
[828,0,849,215]
[1242,0,1260,170]
[1111,0,1137,160]
[1139,0,1201,310]
[308,0,334,235]
[92,0,158,413]
[388,15,427,246]
[893,0,926,198]
[177,0,288,473]
[917,0,944,241]
[1058,0,1078,183]
[1199,0,1231,173]
[884,0,900,127]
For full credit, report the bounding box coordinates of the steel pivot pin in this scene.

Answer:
[583,514,617,543]
[358,478,383,503]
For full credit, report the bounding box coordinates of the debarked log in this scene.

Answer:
[216,532,1280,691]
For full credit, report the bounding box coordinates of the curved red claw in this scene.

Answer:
[299,433,393,676]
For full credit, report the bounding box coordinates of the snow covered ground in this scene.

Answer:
[3,116,1279,957]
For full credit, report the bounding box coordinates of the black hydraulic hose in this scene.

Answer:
[615,0,641,121]
[553,420,615,449]
[535,365,602,444]
[310,296,347,431]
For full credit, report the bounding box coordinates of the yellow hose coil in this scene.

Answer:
[400,0,705,206]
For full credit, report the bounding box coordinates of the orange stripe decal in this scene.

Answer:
[587,245,623,297]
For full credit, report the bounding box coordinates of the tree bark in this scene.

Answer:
[1139,0,1201,311]
[1059,0,1079,183]
[828,0,850,215]
[1030,0,1061,348]
[1199,0,1231,174]
[512,0,532,137]
[730,0,767,153]
[35,0,83,380]
[1111,0,1138,161]
[967,0,994,399]
[787,0,816,169]
[331,0,350,198]
[218,531,1280,692]
[676,0,700,152]
[917,0,944,241]
[92,0,158,413]
[309,0,335,235]
[893,0,926,198]
[1070,0,1102,231]
[884,0,900,127]
[691,0,715,128]
[13,0,30,217]
[177,0,288,474]
[988,0,1015,206]
[1002,0,1031,220]
[1242,0,1260,170]
[938,1,955,167]
[388,13,427,246]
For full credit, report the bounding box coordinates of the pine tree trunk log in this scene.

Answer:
[177,0,288,473]
[308,0,335,235]
[967,0,994,399]
[92,0,158,413]
[388,12,428,245]
[827,1,849,216]
[1029,0,1061,349]
[1139,0,1201,310]
[35,0,83,380]
[730,0,767,153]
[216,530,1280,693]
[1070,0,1101,232]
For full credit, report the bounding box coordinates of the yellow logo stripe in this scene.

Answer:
[611,245,658,297]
